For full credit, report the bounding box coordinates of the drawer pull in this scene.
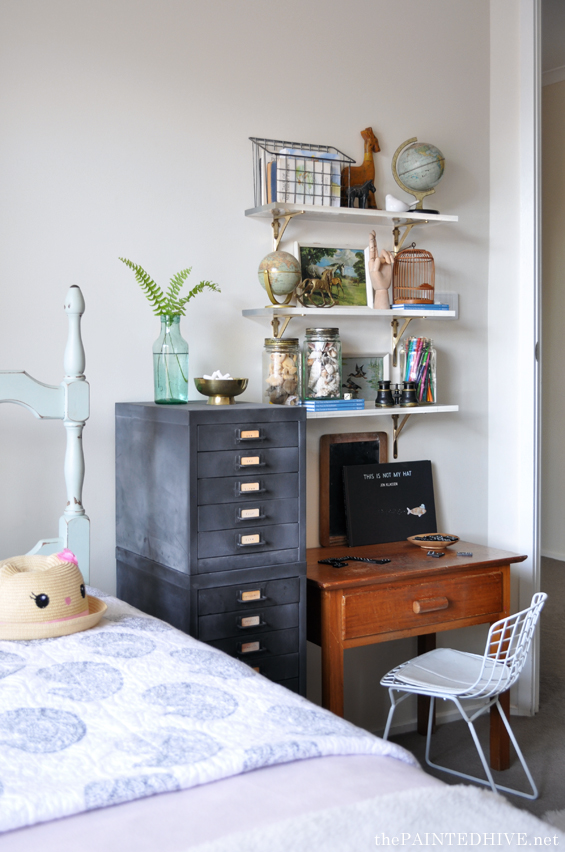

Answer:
[238,482,265,494]
[237,429,264,441]
[237,534,264,547]
[413,596,449,614]
[239,640,264,655]
[238,615,265,629]
[237,456,265,469]
[238,507,265,521]
[238,590,268,604]
[252,666,261,673]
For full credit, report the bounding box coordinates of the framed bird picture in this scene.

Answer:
[341,353,390,400]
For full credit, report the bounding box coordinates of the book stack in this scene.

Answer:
[301,398,365,412]
[266,148,341,206]
[395,303,450,311]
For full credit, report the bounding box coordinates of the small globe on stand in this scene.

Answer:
[392,138,445,213]
[258,251,302,306]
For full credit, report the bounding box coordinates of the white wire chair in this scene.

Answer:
[380,592,547,800]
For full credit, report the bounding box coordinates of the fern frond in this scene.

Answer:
[120,258,220,316]
[175,281,220,315]
[166,268,192,306]
[119,258,167,314]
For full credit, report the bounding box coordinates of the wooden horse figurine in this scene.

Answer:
[341,127,380,209]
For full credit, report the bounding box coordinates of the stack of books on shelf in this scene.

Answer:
[394,303,450,311]
[301,398,365,412]
[264,148,341,207]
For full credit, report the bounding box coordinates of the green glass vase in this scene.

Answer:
[153,315,189,404]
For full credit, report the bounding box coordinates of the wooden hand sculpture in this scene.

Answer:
[368,230,393,309]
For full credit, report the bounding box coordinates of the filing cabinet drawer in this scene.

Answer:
[208,627,299,659]
[198,523,299,559]
[198,447,299,479]
[198,577,301,615]
[198,602,299,641]
[277,678,300,694]
[197,422,298,451]
[244,653,299,682]
[198,498,298,532]
[198,472,299,505]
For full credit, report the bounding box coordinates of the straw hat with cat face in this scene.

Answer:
[0,550,106,640]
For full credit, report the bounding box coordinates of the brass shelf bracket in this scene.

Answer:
[391,316,414,367]
[391,412,412,459]
[392,222,416,254]
[272,210,305,251]
[271,315,293,339]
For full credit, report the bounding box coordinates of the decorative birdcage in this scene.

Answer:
[392,247,435,305]
[249,137,354,209]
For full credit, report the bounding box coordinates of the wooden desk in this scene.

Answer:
[307,540,527,771]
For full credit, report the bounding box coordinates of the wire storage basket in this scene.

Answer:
[392,247,435,305]
[250,137,354,209]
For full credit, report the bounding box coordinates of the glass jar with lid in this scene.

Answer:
[303,328,342,400]
[399,337,437,403]
[262,338,301,405]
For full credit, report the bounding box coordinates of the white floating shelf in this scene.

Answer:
[242,306,456,320]
[304,403,459,420]
[245,203,458,227]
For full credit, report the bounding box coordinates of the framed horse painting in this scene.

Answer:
[292,242,372,308]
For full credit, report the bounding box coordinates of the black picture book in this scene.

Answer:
[343,460,437,546]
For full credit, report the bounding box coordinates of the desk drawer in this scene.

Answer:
[198,577,300,615]
[198,473,299,505]
[198,523,299,559]
[208,627,298,659]
[198,498,298,532]
[197,422,298,451]
[199,603,299,641]
[342,570,504,641]
[198,447,299,479]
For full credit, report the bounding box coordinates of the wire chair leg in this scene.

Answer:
[424,698,497,793]
[423,697,538,800]
[489,698,539,800]
[382,689,397,740]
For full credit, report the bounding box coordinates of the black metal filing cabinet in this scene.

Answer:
[115,401,307,695]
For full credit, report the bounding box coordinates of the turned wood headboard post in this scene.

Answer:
[0,285,90,582]
[60,285,90,581]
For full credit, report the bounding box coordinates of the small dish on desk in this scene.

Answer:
[407,533,459,552]
[194,378,248,405]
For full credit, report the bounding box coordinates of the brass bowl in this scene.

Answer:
[194,378,248,405]
[407,533,460,552]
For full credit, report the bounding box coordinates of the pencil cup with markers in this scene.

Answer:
[399,337,436,404]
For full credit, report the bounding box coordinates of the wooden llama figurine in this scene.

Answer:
[341,127,380,209]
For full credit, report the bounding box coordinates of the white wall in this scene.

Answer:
[0,0,527,731]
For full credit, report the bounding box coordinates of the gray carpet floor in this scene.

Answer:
[388,556,564,818]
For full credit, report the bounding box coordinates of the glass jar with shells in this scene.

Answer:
[262,338,301,405]
[303,328,342,400]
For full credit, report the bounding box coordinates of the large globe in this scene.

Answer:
[258,251,301,296]
[396,141,445,194]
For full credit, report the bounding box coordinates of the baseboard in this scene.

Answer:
[540,548,565,563]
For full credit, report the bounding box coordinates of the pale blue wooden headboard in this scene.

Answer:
[0,286,90,582]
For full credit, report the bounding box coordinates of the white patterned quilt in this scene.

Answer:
[0,590,417,833]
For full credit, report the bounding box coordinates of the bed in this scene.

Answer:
[0,290,561,851]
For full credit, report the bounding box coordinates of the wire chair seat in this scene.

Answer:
[382,648,513,697]
[380,593,547,800]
